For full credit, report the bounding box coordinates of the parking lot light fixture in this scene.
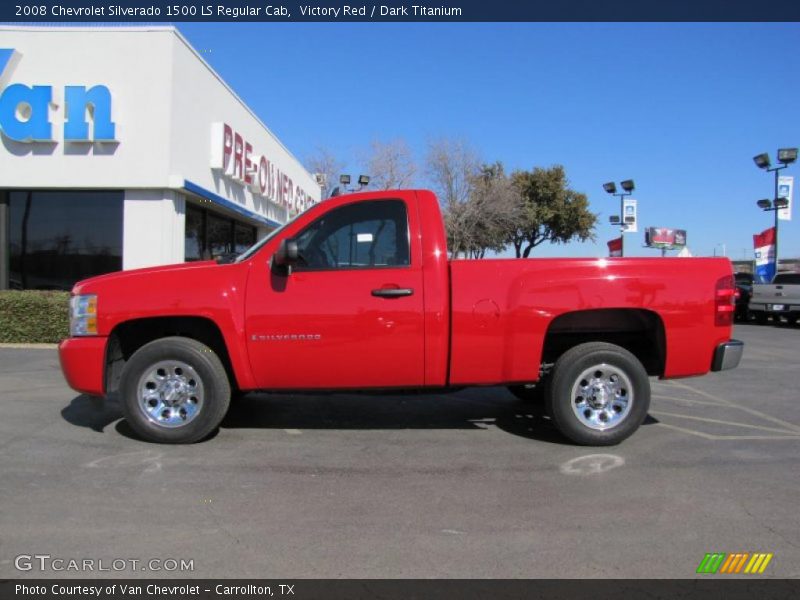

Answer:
[774,198,789,209]
[339,174,351,186]
[358,175,370,189]
[778,148,798,165]
[753,153,771,169]
[756,199,772,209]
[603,182,617,194]
[620,179,635,192]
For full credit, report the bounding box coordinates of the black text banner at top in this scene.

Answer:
[4,0,800,22]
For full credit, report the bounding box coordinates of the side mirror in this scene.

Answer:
[273,239,299,270]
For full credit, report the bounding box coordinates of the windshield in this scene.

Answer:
[234,202,321,263]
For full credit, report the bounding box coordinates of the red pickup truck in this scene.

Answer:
[59,190,742,446]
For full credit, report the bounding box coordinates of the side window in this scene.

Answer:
[293,200,410,271]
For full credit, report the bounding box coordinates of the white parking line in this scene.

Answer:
[664,380,800,434]
[650,410,800,435]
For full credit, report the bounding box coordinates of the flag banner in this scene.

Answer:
[777,175,793,221]
[607,237,622,257]
[753,227,776,283]
[622,198,637,233]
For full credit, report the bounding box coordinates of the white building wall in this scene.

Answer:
[123,189,185,270]
[1,25,321,274]
[167,31,320,225]
[0,27,174,189]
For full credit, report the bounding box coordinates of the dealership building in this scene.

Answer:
[0,26,321,290]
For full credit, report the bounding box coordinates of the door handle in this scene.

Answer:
[372,287,414,298]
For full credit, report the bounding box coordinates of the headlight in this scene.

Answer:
[69,294,98,336]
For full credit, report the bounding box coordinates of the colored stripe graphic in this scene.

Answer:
[698,552,773,574]
[744,553,773,574]
[697,553,726,574]
[719,553,748,573]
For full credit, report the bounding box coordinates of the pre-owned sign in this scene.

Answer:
[210,122,313,215]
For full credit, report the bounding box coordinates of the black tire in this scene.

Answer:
[119,336,231,444]
[546,342,650,446]
[508,382,546,404]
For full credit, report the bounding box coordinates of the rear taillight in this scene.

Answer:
[715,275,736,326]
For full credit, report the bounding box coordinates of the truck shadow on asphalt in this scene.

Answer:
[61,388,659,446]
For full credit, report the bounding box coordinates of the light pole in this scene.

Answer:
[603,179,635,257]
[753,148,797,273]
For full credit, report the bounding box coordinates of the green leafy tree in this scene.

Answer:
[509,165,597,258]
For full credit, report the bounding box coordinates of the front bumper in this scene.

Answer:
[711,339,744,372]
[58,336,108,396]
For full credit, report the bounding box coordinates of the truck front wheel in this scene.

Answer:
[546,342,650,446]
[118,336,231,444]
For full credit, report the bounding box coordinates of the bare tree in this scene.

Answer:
[446,163,522,259]
[424,137,481,210]
[364,138,417,190]
[305,146,345,199]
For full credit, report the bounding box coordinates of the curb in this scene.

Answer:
[0,343,59,349]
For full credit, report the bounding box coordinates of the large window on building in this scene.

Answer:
[185,203,259,261]
[8,190,123,290]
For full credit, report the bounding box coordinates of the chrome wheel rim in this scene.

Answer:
[570,363,633,431]
[137,360,204,428]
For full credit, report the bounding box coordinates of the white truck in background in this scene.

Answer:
[748,272,800,325]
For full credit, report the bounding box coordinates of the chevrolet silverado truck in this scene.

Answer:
[748,272,800,325]
[59,190,743,446]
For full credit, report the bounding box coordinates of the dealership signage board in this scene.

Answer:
[622,198,637,233]
[645,227,687,249]
[210,122,315,215]
[778,175,793,221]
[0,47,117,143]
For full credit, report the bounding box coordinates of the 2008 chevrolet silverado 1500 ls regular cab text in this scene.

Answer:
[58,190,743,445]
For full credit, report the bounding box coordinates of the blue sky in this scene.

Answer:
[178,22,800,259]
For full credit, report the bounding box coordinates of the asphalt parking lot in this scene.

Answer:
[1,323,799,579]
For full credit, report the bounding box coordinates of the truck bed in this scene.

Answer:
[448,257,733,385]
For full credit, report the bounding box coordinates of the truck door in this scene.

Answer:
[245,198,425,389]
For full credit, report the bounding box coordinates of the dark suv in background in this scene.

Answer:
[734,272,754,322]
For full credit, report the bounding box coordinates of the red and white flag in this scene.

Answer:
[607,237,622,257]
[753,227,776,283]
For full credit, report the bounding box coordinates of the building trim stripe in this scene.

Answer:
[182,179,282,229]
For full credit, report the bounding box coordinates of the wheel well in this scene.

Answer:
[105,316,235,393]
[542,309,666,376]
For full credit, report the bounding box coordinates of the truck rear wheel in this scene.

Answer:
[546,342,650,446]
[119,336,231,444]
